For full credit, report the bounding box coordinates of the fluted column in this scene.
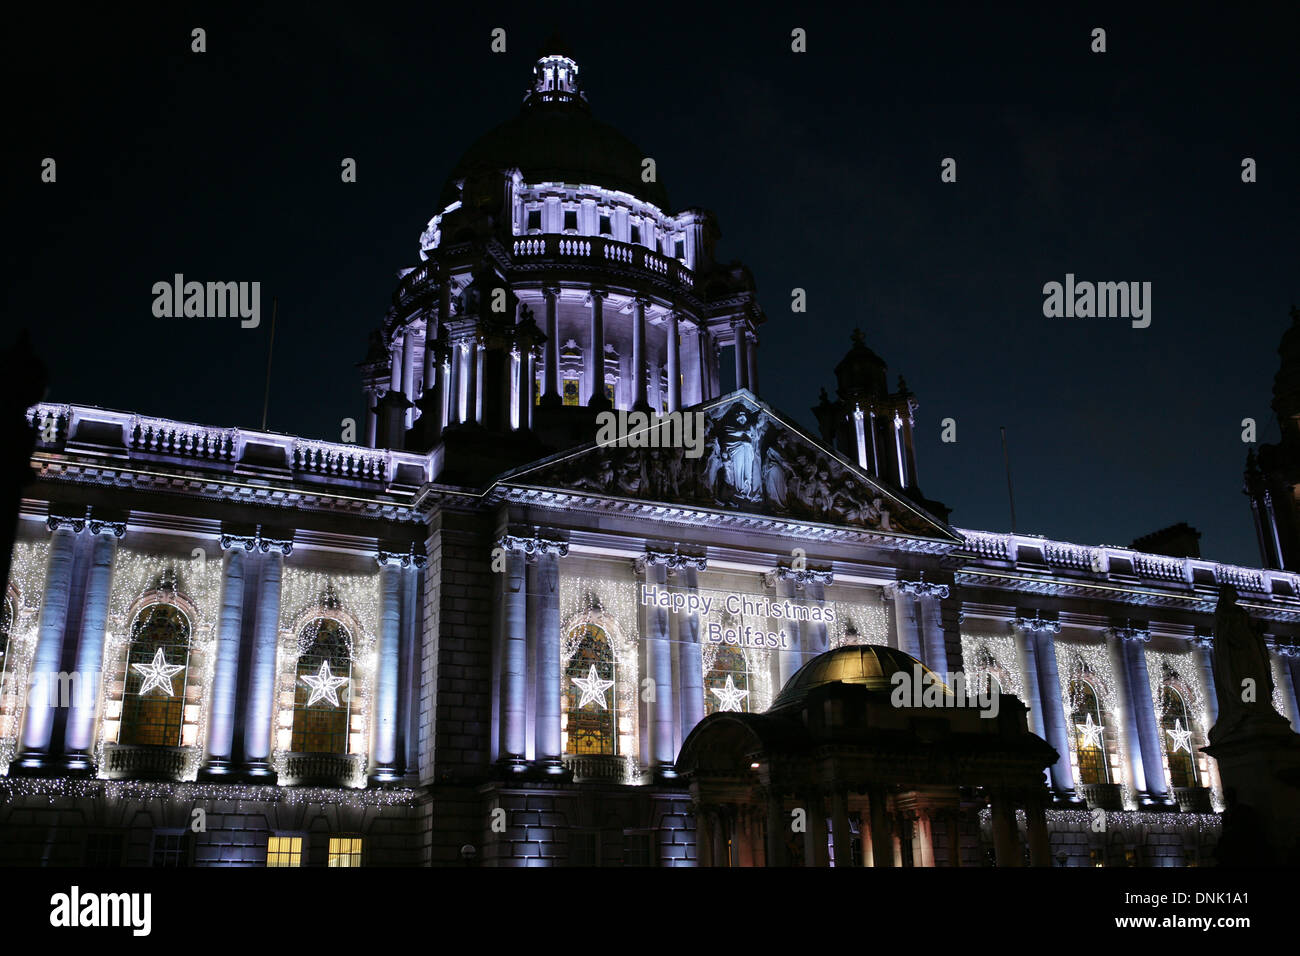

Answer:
[1029,618,1077,800]
[666,311,682,412]
[632,296,650,411]
[640,549,692,780]
[678,563,706,735]
[1012,623,1049,747]
[201,536,254,776]
[586,289,607,407]
[372,550,415,781]
[495,535,529,772]
[1119,627,1169,804]
[16,515,83,766]
[1104,626,1148,797]
[389,335,403,391]
[897,576,950,674]
[891,585,924,661]
[64,519,125,763]
[804,576,831,659]
[681,326,702,406]
[1191,634,1219,726]
[541,285,561,406]
[242,531,291,779]
[769,573,803,688]
[534,538,568,772]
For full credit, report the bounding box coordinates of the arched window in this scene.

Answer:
[291,618,353,754]
[704,645,750,715]
[1069,678,1109,785]
[563,623,616,755]
[120,604,191,747]
[1161,686,1198,788]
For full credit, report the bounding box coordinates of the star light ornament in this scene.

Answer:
[572,665,615,710]
[710,675,749,712]
[1166,718,1193,754]
[132,648,185,697]
[1075,713,1104,750]
[300,661,349,708]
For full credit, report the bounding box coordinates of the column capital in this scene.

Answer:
[1014,610,1061,634]
[496,532,569,558]
[892,573,948,600]
[633,294,651,308]
[376,543,428,569]
[585,287,607,305]
[541,283,561,299]
[46,513,86,534]
[638,546,707,573]
[764,564,833,590]
[1106,624,1151,643]
[219,524,293,556]
[1190,632,1216,651]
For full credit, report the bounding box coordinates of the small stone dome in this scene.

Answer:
[769,644,945,711]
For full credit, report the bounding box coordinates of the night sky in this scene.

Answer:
[5,4,1297,567]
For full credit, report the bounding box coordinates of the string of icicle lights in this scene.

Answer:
[958,634,1024,698]
[976,806,1222,837]
[0,775,419,808]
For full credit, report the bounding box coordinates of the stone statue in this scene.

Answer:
[1212,584,1276,734]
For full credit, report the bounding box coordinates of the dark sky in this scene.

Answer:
[5,3,1297,567]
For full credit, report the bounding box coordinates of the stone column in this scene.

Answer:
[678,564,707,735]
[712,811,729,867]
[733,322,749,390]
[868,787,893,867]
[64,519,125,762]
[586,289,607,407]
[666,311,682,412]
[242,532,291,779]
[389,335,403,392]
[201,536,253,776]
[1121,628,1170,804]
[402,326,418,422]
[541,285,561,406]
[1191,634,1218,726]
[746,333,759,396]
[769,573,803,688]
[680,326,702,406]
[945,812,963,866]
[891,584,924,661]
[1012,623,1049,747]
[365,387,378,447]
[1019,616,1076,800]
[447,339,462,424]
[765,789,786,867]
[17,514,83,765]
[632,296,650,411]
[495,534,529,772]
[1105,626,1149,796]
[804,574,832,659]
[463,337,480,425]
[696,804,714,868]
[909,579,951,675]
[640,551,682,780]
[830,788,852,866]
[371,550,408,781]
[516,346,535,431]
[803,791,829,867]
[534,538,568,773]
[1024,792,1052,866]
[989,791,1021,866]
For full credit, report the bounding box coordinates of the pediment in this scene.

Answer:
[501,391,956,541]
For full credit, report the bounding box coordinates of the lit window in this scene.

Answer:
[563,377,581,406]
[267,836,303,867]
[1068,678,1109,785]
[120,604,191,747]
[704,645,750,715]
[291,618,353,755]
[1161,686,1198,788]
[564,624,616,755]
[328,836,363,867]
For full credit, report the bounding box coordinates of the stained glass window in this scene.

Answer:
[704,645,750,715]
[1161,686,1198,788]
[119,604,191,747]
[291,618,353,754]
[563,378,581,406]
[564,623,616,755]
[1069,678,1109,785]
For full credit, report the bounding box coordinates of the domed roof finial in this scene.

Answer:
[528,35,585,107]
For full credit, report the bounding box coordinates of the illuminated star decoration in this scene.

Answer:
[710,675,749,712]
[571,665,615,710]
[1166,718,1193,754]
[132,648,186,697]
[300,661,349,708]
[1075,713,1104,749]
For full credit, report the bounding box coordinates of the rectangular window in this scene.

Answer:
[84,831,124,867]
[674,238,685,259]
[267,835,303,867]
[623,832,653,867]
[569,831,598,867]
[151,831,190,867]
[563,210,578,232]
[328,836,363,867]
[630,223,641,245]
[526,209,541,231]
[599,214,611,236]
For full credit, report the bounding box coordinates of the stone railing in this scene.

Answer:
[280,752,363,787]
[509,234,694,290]
[1076,782,1124,811]
[28,403,431,489]
[102,743,188,781]
[562,753,628,783]
[1173,786,1213,813]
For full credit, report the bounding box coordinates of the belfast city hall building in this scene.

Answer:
[2,41,1299,868]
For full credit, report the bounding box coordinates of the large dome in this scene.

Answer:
[438,46,671,211]
[769,644,946,711]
